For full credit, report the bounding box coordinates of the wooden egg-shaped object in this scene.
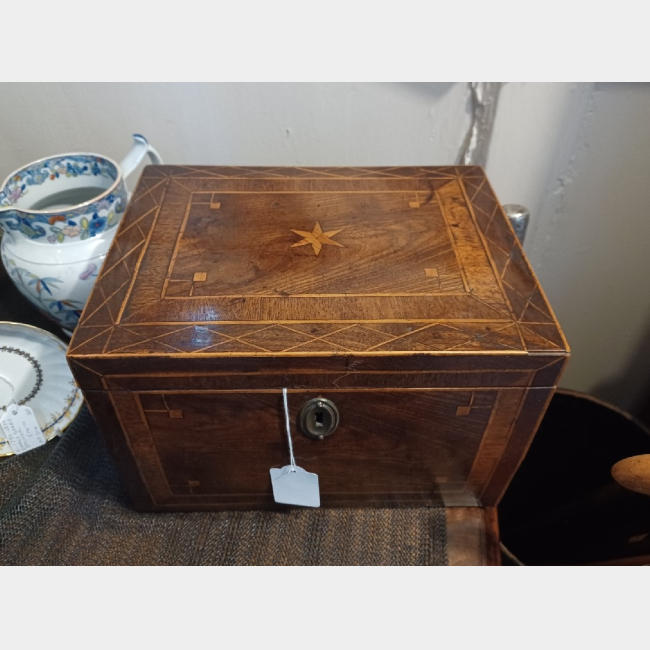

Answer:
[611,455,650,496]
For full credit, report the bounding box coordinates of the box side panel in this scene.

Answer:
[481,386,555,505]
[82,389,156,510]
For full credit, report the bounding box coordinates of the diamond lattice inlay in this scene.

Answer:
[68,167,566,358]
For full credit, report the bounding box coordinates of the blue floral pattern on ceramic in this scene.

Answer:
[0,136,162,333]
[0,155,116,205]
[1,253,89,327]
[0,155,125,243]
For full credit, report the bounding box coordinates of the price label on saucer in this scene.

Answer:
[0,404,46,455]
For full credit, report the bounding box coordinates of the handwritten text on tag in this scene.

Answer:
[0,404,46,455]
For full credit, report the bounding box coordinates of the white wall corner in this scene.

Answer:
[485,82,596,271]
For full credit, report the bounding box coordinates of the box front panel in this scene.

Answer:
[105,387,551,510]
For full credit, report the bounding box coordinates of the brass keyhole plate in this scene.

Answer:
[298,397,340,440]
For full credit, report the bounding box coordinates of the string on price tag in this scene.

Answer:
[269,388,320,508]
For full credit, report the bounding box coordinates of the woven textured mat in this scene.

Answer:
[0,406,448,565]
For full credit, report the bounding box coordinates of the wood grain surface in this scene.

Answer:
[68,166,568,514]
[68,166,568,358]
[446,507,501,566]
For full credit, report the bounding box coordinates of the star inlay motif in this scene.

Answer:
[290,221,345,256]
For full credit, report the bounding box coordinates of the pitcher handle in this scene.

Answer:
[119,133,163,181]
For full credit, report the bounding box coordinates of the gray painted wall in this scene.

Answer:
[1,82,648,415]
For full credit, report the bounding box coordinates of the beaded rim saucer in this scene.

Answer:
[0,321,83,457]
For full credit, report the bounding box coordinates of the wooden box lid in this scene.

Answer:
[68,166,568,377]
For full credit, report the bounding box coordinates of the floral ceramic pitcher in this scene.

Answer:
[0,135,162,334]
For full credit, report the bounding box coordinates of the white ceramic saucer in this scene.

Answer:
[0,321,82,457]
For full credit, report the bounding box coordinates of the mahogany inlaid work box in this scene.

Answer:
[67,166,569,517]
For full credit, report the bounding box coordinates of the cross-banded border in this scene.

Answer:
[68,167,567,358]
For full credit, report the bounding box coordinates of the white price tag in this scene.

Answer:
[270,388,321,508]
[0,404,46,455]
[270,465,320,508]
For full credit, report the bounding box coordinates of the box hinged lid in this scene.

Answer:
[67,166,568,386]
